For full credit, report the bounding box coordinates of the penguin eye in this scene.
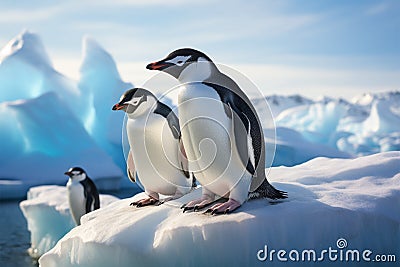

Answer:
[166,55,190,66]
[130,96,143,106]
[176,60,185,66]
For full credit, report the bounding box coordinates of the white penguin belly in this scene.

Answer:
[127,115,191,196]
[178,83,251,201]
[67,181,86,225]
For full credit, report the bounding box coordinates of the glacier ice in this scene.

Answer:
[19,185,119,258]
[38,152,400,267]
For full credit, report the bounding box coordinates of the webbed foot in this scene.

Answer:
[130,196,159,207]
[204,199,241,215]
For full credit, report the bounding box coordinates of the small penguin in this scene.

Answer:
[112,88,195,207]
[147,48,287,214]
[65,167,100,225]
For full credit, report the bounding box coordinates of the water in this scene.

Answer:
[0,188,140,267]
[0,200,38,267]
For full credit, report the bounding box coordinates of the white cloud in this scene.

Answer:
[232,63,400,100]
[0,5,64,23]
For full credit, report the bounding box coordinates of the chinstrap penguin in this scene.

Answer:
[147,48,287,214]
[65,167,100,225]
[112,87,195,207]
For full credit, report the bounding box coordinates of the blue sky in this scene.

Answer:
[0,0,399,100]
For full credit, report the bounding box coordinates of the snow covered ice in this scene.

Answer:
[39,152,400,267]
[19,185,119,258]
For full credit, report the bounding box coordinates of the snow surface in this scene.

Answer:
[19,185,119,258]
[39,152,400,267]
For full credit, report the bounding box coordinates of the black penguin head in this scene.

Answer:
[64,167,87,180]
[112,88,156,117]
[146,48,216,81]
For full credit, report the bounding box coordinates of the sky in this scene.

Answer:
[0,0,399,100]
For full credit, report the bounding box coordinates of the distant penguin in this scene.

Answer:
[65,167,100,225]
[147,48,287,214]
[112,88,195,207]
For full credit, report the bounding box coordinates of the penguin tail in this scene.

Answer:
[191,174,197,188]
[248,178,287,200]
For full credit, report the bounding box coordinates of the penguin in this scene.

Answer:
[112,87,195,207]
[65,167,100,225]
[146,48,287,214]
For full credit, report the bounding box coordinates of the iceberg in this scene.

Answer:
[264,94,314,118]
[78,37,133,169]
[337,96,400,155]
[39,152,400,267]
[0,31,86,123]
[0,92,122,200]
[269,127,351,167]
[19,185,119,258]
[0,31,136,200]
[274,92,400,156]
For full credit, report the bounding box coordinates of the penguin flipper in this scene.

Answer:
[203,82,259,176]
[226,99,256,176]
[127,150,136,183]
[178,138,190,178]
[80,178,100,212]
[85,195,94,213]
[93,192,100,210]
[154,101,181,139]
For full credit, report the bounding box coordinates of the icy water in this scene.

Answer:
[0,188,139,267]
[0,200,37,267]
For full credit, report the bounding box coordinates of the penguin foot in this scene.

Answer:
[204,199,241,215]
[130,196,159,207]
[181,196,216,213]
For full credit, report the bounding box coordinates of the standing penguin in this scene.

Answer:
[147,48,287,214]
[65,167,100,225]
[112,88,195,207]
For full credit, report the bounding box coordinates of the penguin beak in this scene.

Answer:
[146,61,170,71]
[112,103,126,111]
[64,171,72,177]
